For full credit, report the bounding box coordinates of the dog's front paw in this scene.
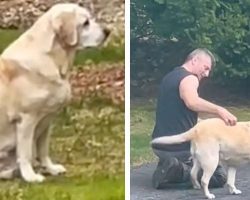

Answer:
[46,164,66,176]
[23,173,45,183]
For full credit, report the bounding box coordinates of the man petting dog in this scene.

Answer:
[151,48,237,189]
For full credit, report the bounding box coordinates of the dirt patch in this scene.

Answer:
[70,63,124,106]
[0,0,124,37]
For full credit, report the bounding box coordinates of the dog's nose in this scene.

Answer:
[103,28,111,38]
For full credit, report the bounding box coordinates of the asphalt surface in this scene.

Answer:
[131,163,250,200]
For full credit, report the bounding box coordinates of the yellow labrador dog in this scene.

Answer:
[152,118,250,199]
[0,3,110,182]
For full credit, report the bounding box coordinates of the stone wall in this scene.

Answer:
[0,0,124,34]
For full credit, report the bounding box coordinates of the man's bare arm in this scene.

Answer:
[179,75,237,125]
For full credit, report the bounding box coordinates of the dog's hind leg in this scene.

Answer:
[227,166,241,195]
[16,114,45,182]
[0,169,14,179]
[199,149,219,199]
[0,168,17,179]
[191,158,201,189]
[0,151,18,179]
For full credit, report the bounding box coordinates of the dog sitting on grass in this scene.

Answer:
[0,3,110,182]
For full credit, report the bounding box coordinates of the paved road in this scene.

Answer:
[131,163,250,200]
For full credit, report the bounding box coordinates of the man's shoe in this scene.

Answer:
[152,158,178,189]
[197,165,227,188]
[209,165,227,188]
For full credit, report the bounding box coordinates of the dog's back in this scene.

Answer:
[191,119,250,154]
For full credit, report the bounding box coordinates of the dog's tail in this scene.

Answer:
[151,127,197,145]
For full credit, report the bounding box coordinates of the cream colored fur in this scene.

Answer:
[0,3,109,182]
[152,118,250,199]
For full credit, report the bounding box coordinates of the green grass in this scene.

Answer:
[227,106,250,121]
[0,29,124,64]
[0,176,124,200]
[131,134,155,166]
[130,102,156,165]
[0,100,124,200]
[74,35,124,65]
[131,99,250,167]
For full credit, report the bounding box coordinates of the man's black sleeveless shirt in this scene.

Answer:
[152,67,198,151]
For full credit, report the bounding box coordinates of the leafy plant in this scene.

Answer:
[131,0,250,88]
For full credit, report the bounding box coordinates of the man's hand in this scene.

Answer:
[217,107,237,126]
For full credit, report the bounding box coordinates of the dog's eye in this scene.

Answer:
[83,20,89,27]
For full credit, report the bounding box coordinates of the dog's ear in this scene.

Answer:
[51,11,78,46]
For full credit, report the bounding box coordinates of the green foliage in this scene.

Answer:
[131,0,250,86]
[131,0,153,40]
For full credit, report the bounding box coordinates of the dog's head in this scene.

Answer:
[47,3,110,49]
